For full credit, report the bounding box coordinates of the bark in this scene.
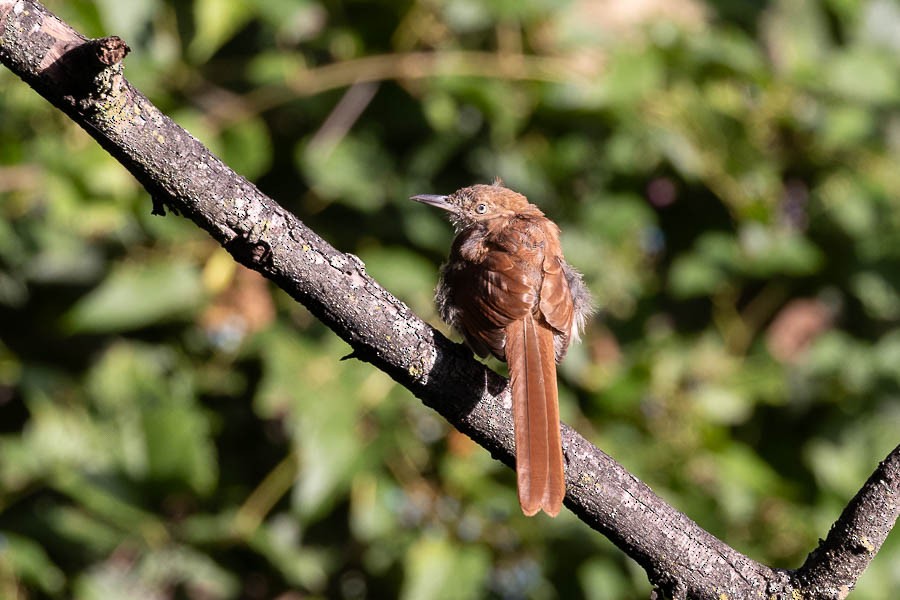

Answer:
[1,2,897,598]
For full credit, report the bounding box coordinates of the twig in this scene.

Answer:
[229,49,604,120]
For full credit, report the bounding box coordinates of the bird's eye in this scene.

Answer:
[475,203,488,214]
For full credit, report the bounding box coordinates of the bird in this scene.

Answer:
[411,181,592,516]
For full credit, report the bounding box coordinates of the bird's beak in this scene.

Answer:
[410,194,456,212]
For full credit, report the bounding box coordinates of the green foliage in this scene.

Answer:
[2,0,900,597]
[64,261,205,333]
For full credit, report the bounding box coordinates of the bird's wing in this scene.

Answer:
[539,255,574,337]
[445,248,535,360]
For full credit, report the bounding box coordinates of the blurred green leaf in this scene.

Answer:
[72,545,239,600]
[0,532,65,595]
[298,135,393,212]
[142,403,218,494]
[713,444,785,521]
[51,471,168,542]
[693,384,751,425]
[852,271,900,320]
[255,328,379,521]
[824,48,900,105]
[400,535,490,600]
[761,0,831,77]
[819,105,874,149]
[358,246,437,316]
[579,558,640,600]
[64,260,204,333]
[86,342,218,494]
[873,330,900,384]
[349,472,396,543]
[670,253,724,298]
[248,514,331,591]
[73,563,161,600]
[190,0,254,62]
[91,0,159,47]
[42,504,128,556]
[738,224,824,276]
[806,436,874,498]
[220,117,273,180]
[140,546,240,599]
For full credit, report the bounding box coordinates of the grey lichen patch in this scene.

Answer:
[231,196,266,231]
[93,62,124,98]
[245,200,265,229]
[140,101,165,127]
[372,299,399,320]
[270,210,287,230]
[92,84,130,130]
[329,254,348,271]
[227,198,270,241]
[346,268,367,290]
[223,200,241,228]
[576,472,595,488]
[405,340,438,385]
[392,316,424,339]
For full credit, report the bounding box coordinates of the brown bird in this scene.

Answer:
[412,182,592,516]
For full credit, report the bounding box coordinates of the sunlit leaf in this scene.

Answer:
[824,48,900,105]
[400,535,490,600]
[190,0,254,62]
[64,260,205,333]
[297,135,393,212]
[86,342,218,494]
[669,254,725,298]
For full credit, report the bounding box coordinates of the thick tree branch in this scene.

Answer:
[1,2,896,598]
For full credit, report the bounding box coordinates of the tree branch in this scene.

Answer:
[795,444,900,599]
[1,2,896,598]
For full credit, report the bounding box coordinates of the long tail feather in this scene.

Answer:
[506,314,565,516]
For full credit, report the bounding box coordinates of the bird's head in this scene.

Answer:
[411,181,541,230]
